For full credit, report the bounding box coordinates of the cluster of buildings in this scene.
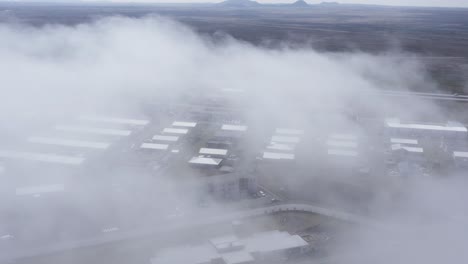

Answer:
[261,128,304,162]
[0,115,150,197]
[141,121,197,153]
[151,230,309,264]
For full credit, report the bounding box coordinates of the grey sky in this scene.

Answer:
[78,0,468,8]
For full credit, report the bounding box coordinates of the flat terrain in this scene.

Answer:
[1,2,467,93]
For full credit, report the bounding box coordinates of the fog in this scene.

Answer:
[0,15,467,264]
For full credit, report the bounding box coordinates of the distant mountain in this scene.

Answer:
[291,0,310,7]
[218,0,261,8]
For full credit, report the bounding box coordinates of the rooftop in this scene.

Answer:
[271,136,301,144]
[0,150,85,165]
[55,125,132,136]
[275,128,304,136]
[386,119,467,133]
[453,151,468,158]
[28,137,110,149]
[189,156,223,166]
[327,149,358,157]
[153,135,180,142]
[390,138,419,145]
[199,148,228,156]
[79,115,149,126]
[151,230,307,264]
[141,143,169,150]
[172,121,197,128]
[222,124,248,132]
[163,128,189,135]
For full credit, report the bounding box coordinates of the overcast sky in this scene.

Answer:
[77,0,468,8]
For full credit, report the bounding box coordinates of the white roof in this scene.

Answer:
[199,148,228,156]
[327,149,358,157]
[189,156,222,166]
[56,125,132,136]
[391,144,424,153]
[386,119,467,132]
[271,136,300,144]
[140,143,169,150]
[391,138,419,145]
[453,151,468,158]
[16,184,65,196]
[0,150,84,165]
[263,152,295,160]
[172,121,197,128]
[329,134,357,141]
[79,116,149,126]
[153,135,179,142]
[222,125,248,132]
[151,231,307,264]
[28,137,110,149]
[163,128,189,134]
[326,140,358,148]
[275,128,304,135]
[266,143,295,152]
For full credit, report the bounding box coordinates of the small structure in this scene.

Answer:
[153,135,180,142]
[55,125,132,136]
[0,150,85,166]
[28,137,110,150]
[199,148,228,157]
[453,151,468,168]
[79,115,149,126]
[189,156,223,167]
[172,121,197,128]
[140,143,169,151]
[262,152,295,161]
[151,230,309,264]
[163,128,189,135]
[222,124,248,132]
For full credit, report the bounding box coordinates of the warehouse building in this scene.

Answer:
[203,172,257,200]
[151,230,309,264]
[385,118,467,143]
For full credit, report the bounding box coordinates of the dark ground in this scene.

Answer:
[1,2,468,92]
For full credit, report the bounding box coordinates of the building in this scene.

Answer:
[151,230,309,264]
[385,118,467,144]
[203,172,257,200]
[453,151,468,168]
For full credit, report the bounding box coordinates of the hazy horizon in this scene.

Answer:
[1,0,468,8]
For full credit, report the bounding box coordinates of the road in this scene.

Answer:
[0,202,380,263]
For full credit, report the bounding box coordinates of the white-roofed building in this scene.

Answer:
[0,150,84,165]
[151,230,308,264]
[263,152,295,161]
[266,143,295,152]
[79,116,149,126]
[140,143,169,151]
[189,156,223,167]
[385,118,467,142]
[271,136,301,144]
[56,125,132,136]
[153,135,180,142]
[199,148,228,156]
[28,137,110,149]
[390,138,418,145]
[163,128,189,135]
[172,121,197,128]
[222,125,248,132]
